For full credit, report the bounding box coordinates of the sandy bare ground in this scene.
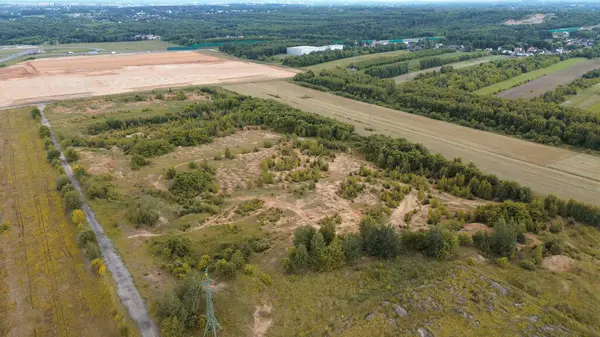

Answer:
[497,60,600,100]
[504,14,546,25]
[0,51,297,108]
[224,81,600,205]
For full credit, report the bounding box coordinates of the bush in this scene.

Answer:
[64,148,79,162]
[259,272,273,285]
[520,258,537,271]
[359,216,400,258]
[401,230,427,251]
[132,139,174,157]
[489,218,518,258]
[533,244,543,264]
[424,226,459,260]
[544,237,565,255]
[224,147,235,159]
[170,170,215,199]
[71,209,86,226]
[47,149,61,162]
[458,232,473,246]
[38,125,51,138]
[166,167,177,179]
[160,316,184,337]
[127,196,160,227]
[78,229,97,247]
[495,257,510,268]
[341,232,363,262]
[235,199,264,215]
[549,220,563,233]
[215,259,236,277]
[56,175,71,191]
[86,182,109,199]
[85,242,101,260]
[31,107,41,119]
[131,154,150,170]
[64,190,81,211]
[189,161,198,169]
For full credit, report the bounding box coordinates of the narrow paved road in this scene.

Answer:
[39,105,160,337]
[0,49,38,63]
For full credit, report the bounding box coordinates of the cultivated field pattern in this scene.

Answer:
[0,51,297,108]
[225,81,600,205]
[0,109,118,337]
[497,59,600,100]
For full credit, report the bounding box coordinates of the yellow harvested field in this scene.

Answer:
[224,81,600,205]
[0,51,297,108]
[0,109,119,337]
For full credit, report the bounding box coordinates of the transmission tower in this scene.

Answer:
[203,270,221,337]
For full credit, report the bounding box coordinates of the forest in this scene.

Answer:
[1,3,600,49]
[293,55,600,150]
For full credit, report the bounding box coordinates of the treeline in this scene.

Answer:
[418,51,488,70]
[281,43,407,67]
[537,68,600,104]
[219,41,296,60]
[294,59,600,150]
[412,55,565,91]
[364,61,409,78]
[351,48,455,71]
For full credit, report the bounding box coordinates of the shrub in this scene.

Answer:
[56,175,71,191]
[85,242,102,260]
[235,199,264,215]
[319,214,341,245]
[189,161,198,169]
[64,148,79,162]
[359,216,400,258]
[86,182,109,199]
[132,139,174,157]
[293,226,316,251]
[495,257,510,268]
[64,191,81,211]
[533,244,543,264]
[160,316,184,337]
[166,167,177,179]
[544,237,565,255]
[127,196,160,227]
[489,218,518,258]
[71,209,87,226]
[520,258,537,271]
[215,259,236,277]
[78,229,97,247]
[31,107,41,119]
[131,154,150,170]
[224,147,235,159]
[259,272,272,285]
[424,226,459,260]
[38,125,51,138]
[341,232,363,262]
[458,232,473,246]
[47,149,61,162]
[549,220,563,233]
[170,170,215,199]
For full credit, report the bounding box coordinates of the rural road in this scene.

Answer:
[224,81,600,205]
[39,105,160,337]
[0,49,38,63]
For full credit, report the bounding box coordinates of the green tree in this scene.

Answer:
[64,190,81,211]
[424,226,458,260]
[230,249,246,270]
[533,244,543,264]
[323,237,345,271]
[310,231,327,270]
[38,125,51,138]
[64,148,79,162]
[292,243,311,271]
[31,107,41,119]
[293,226,316,252]
[489,218,518,258]
[131,154,149,170]
[319,215,338,245]
[342,233,363,262]
[160,316,184,337]
[166,167,177,179]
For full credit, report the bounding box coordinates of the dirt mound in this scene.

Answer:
[542,255,575,272]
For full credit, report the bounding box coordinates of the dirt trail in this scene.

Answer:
[390,193,419,227]
[252,302,273,337]
[40,105,159,337]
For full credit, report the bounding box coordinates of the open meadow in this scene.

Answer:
[40,87,600,337]
[474,58,588,96]
[225,81,600,205]
[0,51,297,108]
[42,41,177,53]
[497,59,600,100]
[563,82,600,112]
[0,108,125,337]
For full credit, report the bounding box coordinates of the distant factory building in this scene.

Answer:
[286,45,344,56]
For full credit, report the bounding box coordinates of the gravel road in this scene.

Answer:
[39,104,160,337]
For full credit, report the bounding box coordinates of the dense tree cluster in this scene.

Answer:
[281,43,406,67]
[294,60,600,150]
[352,48,455,71]
[364,62,410,78]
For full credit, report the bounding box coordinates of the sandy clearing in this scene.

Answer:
[504,14,546,25]
[0,51,297,108]
[542,255,575,272]
[497,60,600,100]
[224,81,600,205]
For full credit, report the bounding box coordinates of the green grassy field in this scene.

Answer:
[42,40,178,53]
[304,50,410,71]
[474,58,587,96]
[563,82,600,112]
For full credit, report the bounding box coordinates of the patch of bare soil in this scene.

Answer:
[328,152,369,178]
[460,223,492,234]
[79,149,121,175]
[504,13,546,25]
[542,255,575,272]
[216,148,279,195]
[390,192,419,228]
[252,302,273,337]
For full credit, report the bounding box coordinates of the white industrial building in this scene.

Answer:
[286,45,345,56]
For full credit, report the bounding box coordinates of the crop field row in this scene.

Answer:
[474,57,588,96]
[0,108,117,337]
[224,81,600,205]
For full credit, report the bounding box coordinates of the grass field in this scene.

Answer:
[42,40,178,53]
[304,50,409,71]
[563,82,600,112]
[41,87,600,337]
[394,55,507,84]
[224,81,600,205]
[474,58,588,96]
[0,108,122,337]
